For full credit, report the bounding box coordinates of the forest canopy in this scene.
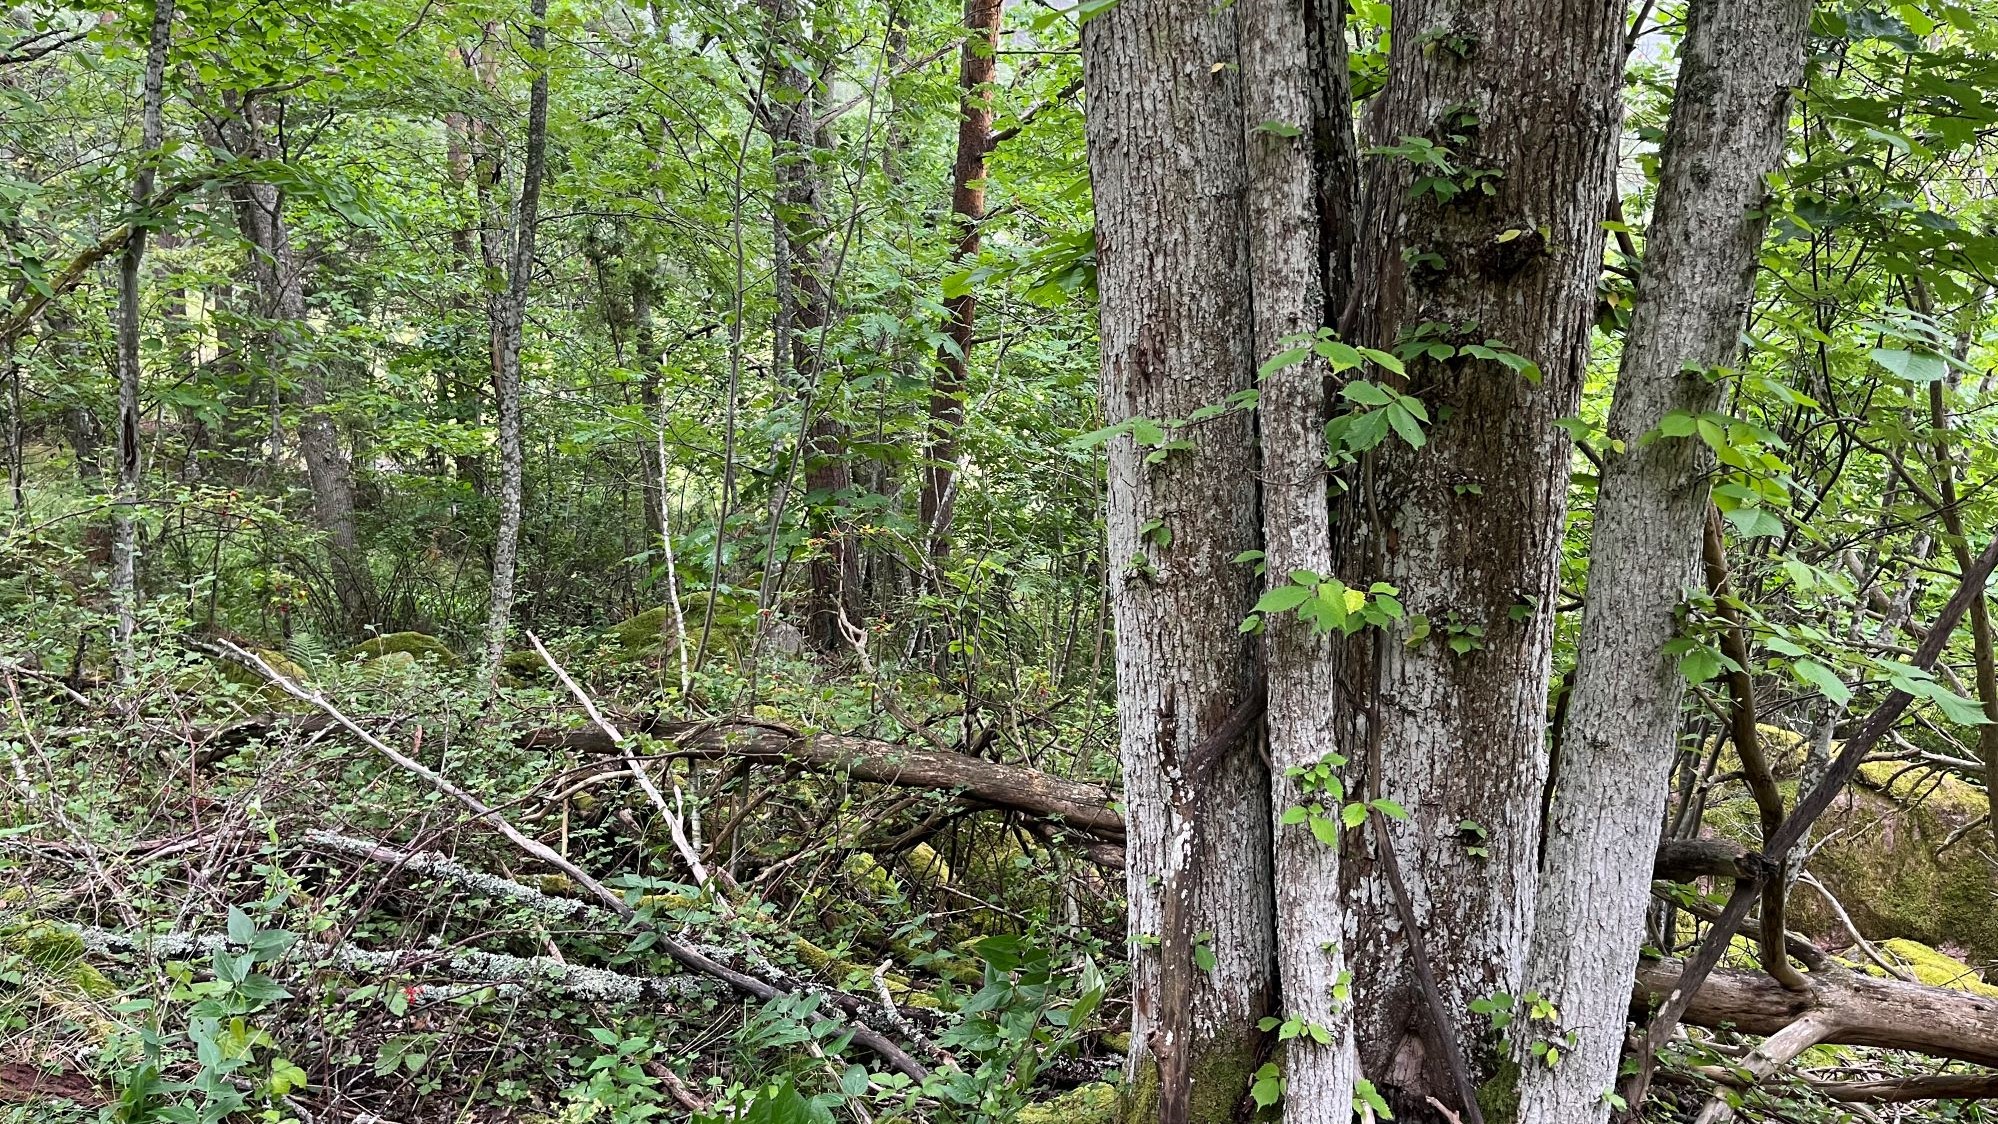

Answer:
[7,0,1998,1123]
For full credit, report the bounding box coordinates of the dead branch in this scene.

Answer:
[1636,958,1998,1069]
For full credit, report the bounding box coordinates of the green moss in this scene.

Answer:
[1477,1055,1521,1124]
[1118,1031,1261,1124]
[1874,939,1998,996]
[216,648,312,690]
[1020,1083,1118,1124]
[349,631,458,666]
[607,593,757,663]
[4,923,115,998]
[1710,761,1998,965]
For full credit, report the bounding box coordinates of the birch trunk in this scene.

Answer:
[1238,0,1358,1115]
[1336,5,1624,1117]
[1083,5,1271,1120]
[1517,2,1809,1119]
[479,0,550,677]
[110,0,176,668]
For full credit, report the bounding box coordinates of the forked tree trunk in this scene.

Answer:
[1083,4,1272,1121]
[1333,4,1625,1118]
[1518,2,1810,1119]
[1238,0,1359,1116]
[918,0,1003,579]
[479,0,550,677]
[110,0,176,668]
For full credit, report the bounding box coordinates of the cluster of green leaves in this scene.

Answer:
[1277,750,1408,847]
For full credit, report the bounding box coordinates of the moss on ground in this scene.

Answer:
[349,631,459,666]
[1020,1082,1118,1124]
[1872,938,1998,996]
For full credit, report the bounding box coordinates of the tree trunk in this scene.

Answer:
[479,0,551,678]
[1517,2,1809,1119]
[765,0,858,651]
[918,0,1003,578]
[110,0,176,668]
[632,267,666,539]
[1083,4,1273,1121]
[1239,0,1359,1116]
[1334,5,1625,1118]
[444,105,487,495]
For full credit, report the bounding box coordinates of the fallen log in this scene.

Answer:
[532,717,1127,843]
[1636,957,1998,1070]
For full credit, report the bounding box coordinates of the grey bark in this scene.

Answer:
[1517,1,1809,1120]
[762,0,858,651]
[1239,0,1358,1114]
[1083,4,1272,1120]
[110,0,176,666]
[1334,4,1625,1116]
[479,0,551,679]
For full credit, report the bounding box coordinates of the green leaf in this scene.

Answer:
[1870,347,1949,383]
[1724,505,1783,538]
[1256,120,1304,138]
[1792,659,1851,705]
[1340,802,1369,829]
[1679,646,1724,684]
[1254,585,1314,613]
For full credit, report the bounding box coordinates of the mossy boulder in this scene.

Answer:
[215,648,312,692]
[1706,727,1998,964]
[349,631,458,666]
[1019,1082,1117,1124]
[607,592,759,664]
[1873,938,1998,996]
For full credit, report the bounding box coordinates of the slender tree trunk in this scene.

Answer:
[444,106,487,494]
[1334,5,1625,1118]
[918,0,1002,578]
[1517,2,1809,1120]
[1238,0,1359,1116]
[110,0,176,668]
[632,268,666,538]
[766,0,858,651]
[1083,5,1273,1121]
[479,0,551,678]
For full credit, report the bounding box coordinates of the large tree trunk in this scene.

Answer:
[478,0,551,678]
[1083,5,1273,1121]
[110,0,176,669]
[917,0,1002,579]
[1518,3,1810,1119]
[1333,5,1625,1118]
[1238,0,1358,1116]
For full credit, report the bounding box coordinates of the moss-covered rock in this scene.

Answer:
[1706,729,1998,964]
[1020,1082,1118,1124]
[3,921,116,1003]
[349,631,458,666]
[1873,938,1998,996]
[215,648,313,691]
[607,593,759,664]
